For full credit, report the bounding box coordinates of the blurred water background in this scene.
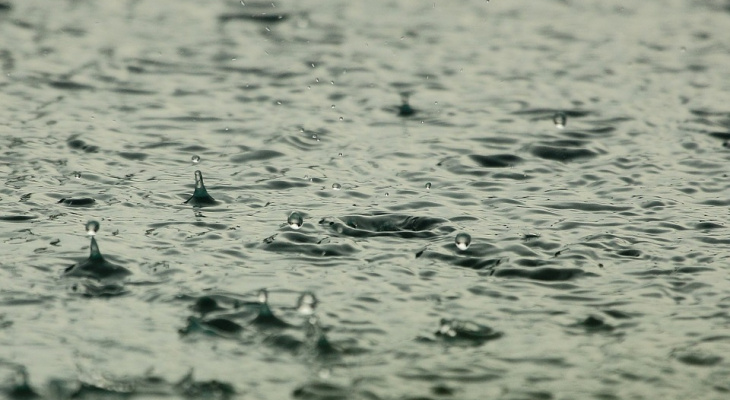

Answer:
[1,0,730,399]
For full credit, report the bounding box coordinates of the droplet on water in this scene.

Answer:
[85,220,100,236]
[332,183,342,190]
[73,171,82,179]
[553,112,567,129]
[287,211,304,229]
[297,292,317,315]
[258,289,269,304]
[455,232,471,251]
[425,182,432,190]
[191,155,201,164]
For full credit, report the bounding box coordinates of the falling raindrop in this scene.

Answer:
[331,183,342,190]
[553,112,567,129]
[85,220,100,236]
[191,155,201,164]
[287,211,304,229]
[455,232,471,251]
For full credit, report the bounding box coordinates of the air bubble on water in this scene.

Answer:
[73,171,82,179]
[425,182,432,190]
[297,292,317,315]
[85,220,100,236]
[455,232,471,251]
[553,112,567,129]
[287,211,304,229]
[191,155,201,164]
[332,183,342,190]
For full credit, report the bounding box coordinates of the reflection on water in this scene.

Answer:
[2,0,730,399]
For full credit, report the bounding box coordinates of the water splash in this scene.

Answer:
[63,223,131,282]
[251,289,291,328]
[184,170,218,206]
[398,94,416,117]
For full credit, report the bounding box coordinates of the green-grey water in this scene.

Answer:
[2,1,730,399]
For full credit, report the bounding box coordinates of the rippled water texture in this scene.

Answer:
[2,1,730,399]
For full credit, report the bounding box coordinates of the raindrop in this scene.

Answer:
[312,133,319,141]
[425,182,432,190]
[338,152,343,157]
[287,211,304,229]
[455,232,471,251]
[73,171,82,179]
[191,155,201,164]
[240,0,245,5]
[297,292,318,315]
[339,116,344,121]
[332,183,342,190]
[85,220,100,236]
[331,104,336,109]
[330,81,334,85]
[553,112,567,129]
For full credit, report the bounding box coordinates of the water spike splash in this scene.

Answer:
[185,170,217,206]
[398,94,416,117]
[251,289,291,328]
[63,225,131,282]
[89,237,104,260]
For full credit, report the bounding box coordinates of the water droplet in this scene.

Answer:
[331,183,341,190]
[553,112,567,129]
[194,170,205,190]
[312,133,319,141]
[425,182,432,190]
[330,81,334,85]
[191,155,201,164]
[455,232,471,251]
[240,0,245,5]
[73,171,82,179]
[384,192,389,197]
[339,116,344,121]
[85,220,100,236]
[287,211,304,229]
[258,289,269,304]
[297,292,317,315]
[331,104,335,109]
[438,319,457,337]
[338,152,343,157]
